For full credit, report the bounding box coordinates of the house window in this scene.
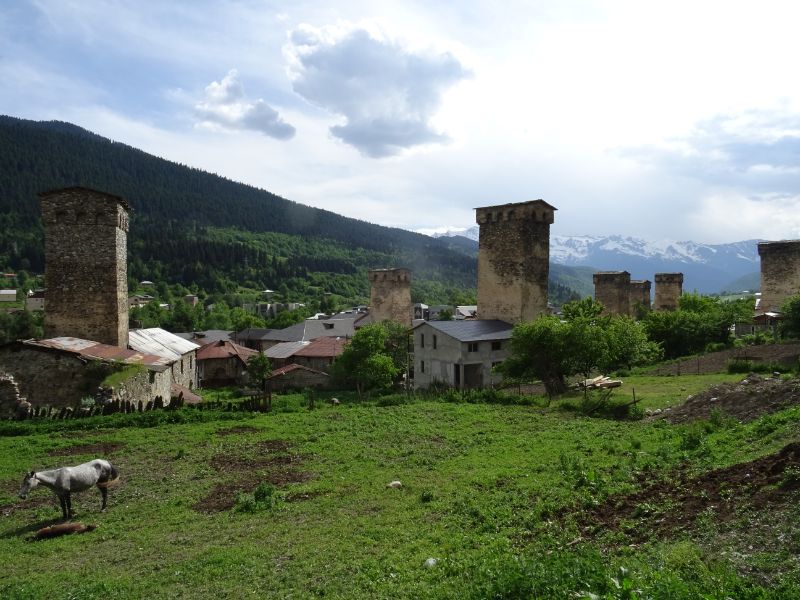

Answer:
[468,342,479,352]
[181,359,184,374]
[420,333,425,348]
[491,341,502,351]
[420,360,425,373]
[433,335,437,349]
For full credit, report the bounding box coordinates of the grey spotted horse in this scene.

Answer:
[18,458,119,519]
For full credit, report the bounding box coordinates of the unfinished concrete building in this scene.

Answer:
[593,271,631,316]
[629,279,652,314]
[475,200,556,324]
[368,268,412,326]
[758,240,800,312]
[40,187,130,347]
[654,273,683,311]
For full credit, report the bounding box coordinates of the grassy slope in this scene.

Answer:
[1,373,799,598]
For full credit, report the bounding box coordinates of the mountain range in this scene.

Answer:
[424,226,761,294]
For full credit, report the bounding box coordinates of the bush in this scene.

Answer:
[727,359,792,374]
[234,482,277,513]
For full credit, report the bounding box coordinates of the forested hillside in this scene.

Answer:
[0,115,583,306]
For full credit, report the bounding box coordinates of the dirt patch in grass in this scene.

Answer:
[662,373,800,424]
[193,440,313,513]
[215,425,260,436]
[649,343,800,376]
[577,442,800,544]
[0,495,53,518]
[284,490,323,503]
[257,439,292,453]
[47,441,126,457]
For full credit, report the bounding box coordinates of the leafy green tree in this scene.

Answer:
[498,316,571,397]
[500,299,660,397]
[780,294,800,339]
[332,323,400,399]
[246,351,273,409]
[643,294,753,359]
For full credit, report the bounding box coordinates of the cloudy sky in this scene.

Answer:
[2,0,800,243]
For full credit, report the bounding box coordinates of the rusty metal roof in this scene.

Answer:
[24,337,170,370]
[196,340,257,362]
[293,336,346,358]
[128,328,199,361]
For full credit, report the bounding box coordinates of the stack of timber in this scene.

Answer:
[579,375,623,390]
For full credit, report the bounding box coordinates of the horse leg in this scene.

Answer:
[100,486,108,511]
[59,495,68,520]
[65,493,73,519]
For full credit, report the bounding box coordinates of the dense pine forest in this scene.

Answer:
[0,115,584,308]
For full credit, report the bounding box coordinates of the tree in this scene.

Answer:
[498,316,571,397]
[499,299,661,398]
[642,294,753,359]
[331,323,400,399]
[246,351,273,410]
[780,294,800,339]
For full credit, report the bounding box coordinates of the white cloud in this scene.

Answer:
[195,70,295,140]
[284,22,470,157]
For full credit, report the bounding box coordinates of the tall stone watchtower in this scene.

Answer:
[629,279,652,315]
[593,271,631,316]
[368,268,412,326]
[758,240,800,312]
[39,187,131,347]
[475,200,556,324]
[654,273,683,311]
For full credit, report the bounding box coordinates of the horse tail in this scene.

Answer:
[97,461,120,489]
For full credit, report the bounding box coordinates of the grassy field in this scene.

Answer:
[1,372,799,598]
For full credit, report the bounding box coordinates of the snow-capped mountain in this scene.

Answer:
[422,227,761,293]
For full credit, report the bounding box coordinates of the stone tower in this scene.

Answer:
[654,273,683,311]
[629,279,651,314]
[758,240,800,312]
[593,271,631,316]
[368,268,412,326]
[475,200,556,324]
[39,187,130,347]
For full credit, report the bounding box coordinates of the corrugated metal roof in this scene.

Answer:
[24,337,171,369]
[415,319,513,342]
[265,341,309,359]
[128,328,199,361]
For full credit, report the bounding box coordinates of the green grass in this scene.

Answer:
[0,373,798,598]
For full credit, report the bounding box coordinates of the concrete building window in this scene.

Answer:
[491,341,502,351]
[420,334,425,348]
[433,335,437,349]
[420,360,425,373]
[468,342,479,352]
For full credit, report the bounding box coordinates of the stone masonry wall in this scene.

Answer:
[476,200,555,324]
[654,273,683,311]
[758,241,800,312]
[40,188,130,347]
[369,268,412,326]
[593,271,631,316]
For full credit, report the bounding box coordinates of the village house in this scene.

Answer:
[264,341,310,368]
[292,336,347,372]
[128,328,199,393]
[233,312,366,351]
[195,339,257,387]
[0,289,17,303]
[267,363,330,392]
[25,289,45,311]
[0,337,175,408]
[413,320,512,390]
